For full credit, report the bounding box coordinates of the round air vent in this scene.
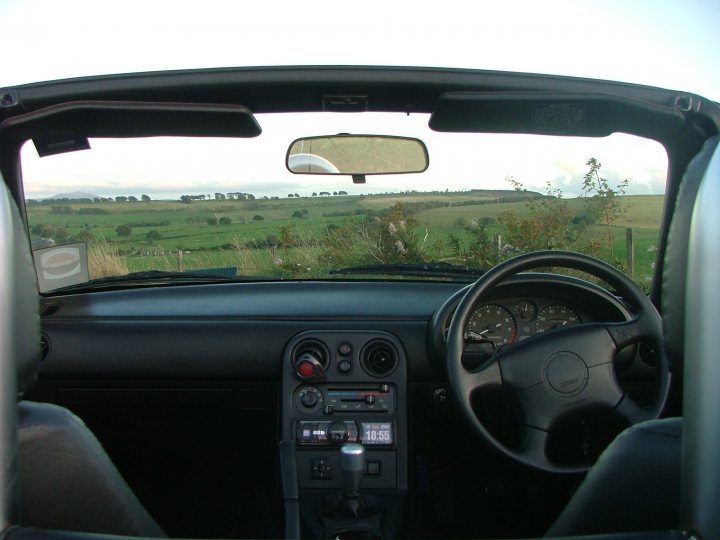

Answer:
[292,339,330,380]
[361,340,398,377]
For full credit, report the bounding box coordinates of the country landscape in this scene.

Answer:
[26,186,664,286]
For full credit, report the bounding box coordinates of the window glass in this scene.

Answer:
[21,112,668,292]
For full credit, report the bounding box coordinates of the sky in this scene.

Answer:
[1,0,717,99]
[2,0,718,199]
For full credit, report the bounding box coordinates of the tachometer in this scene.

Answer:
[536,304,581,333]
[466,304,517,346]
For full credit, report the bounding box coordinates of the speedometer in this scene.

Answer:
[466,304,517,346]
[536,304,581,333]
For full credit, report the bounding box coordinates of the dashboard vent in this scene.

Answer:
[41,302,62,317]
[40,333,50,361]
[293,339,330,369]
[361,340,398,377]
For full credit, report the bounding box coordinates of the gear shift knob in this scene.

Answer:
[340,443,365,497]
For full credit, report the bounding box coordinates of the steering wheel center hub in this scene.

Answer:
[543,352,589,395]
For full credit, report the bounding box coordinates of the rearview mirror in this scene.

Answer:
[286,135,429,176]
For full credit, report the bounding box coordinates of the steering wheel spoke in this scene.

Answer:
[605,313,661,351]
[458,357,503,400]
[614,393,652,425]
[519,425,550,461]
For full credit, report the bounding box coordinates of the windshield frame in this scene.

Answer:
[2,66,716,300]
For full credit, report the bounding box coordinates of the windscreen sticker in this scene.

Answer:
[32,242,89,293]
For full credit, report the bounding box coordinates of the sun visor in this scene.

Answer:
[0,101,262,155]
[429,92,686,140]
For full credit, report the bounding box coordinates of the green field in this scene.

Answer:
[26,192,664,285]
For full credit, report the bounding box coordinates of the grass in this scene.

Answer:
[27,191,665,284]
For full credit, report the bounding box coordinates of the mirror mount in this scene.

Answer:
[352,174,366,184]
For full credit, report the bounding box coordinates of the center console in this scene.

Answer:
[280,331,408,539]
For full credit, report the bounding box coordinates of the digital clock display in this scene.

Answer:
[361,422,393,446]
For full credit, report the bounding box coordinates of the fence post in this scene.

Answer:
[177,250,183,272]
[626,227,634,275]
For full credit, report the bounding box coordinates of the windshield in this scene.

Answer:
[21,112,668,292]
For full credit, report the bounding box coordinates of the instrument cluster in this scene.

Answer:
[464,299,584,348]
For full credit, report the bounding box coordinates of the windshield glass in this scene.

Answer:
[21,112,668,292]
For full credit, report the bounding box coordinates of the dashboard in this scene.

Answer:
[32,273,657,538]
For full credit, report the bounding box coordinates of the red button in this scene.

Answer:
[297,361,314,378]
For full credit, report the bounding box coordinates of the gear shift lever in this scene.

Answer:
[340,443,365,498]
[322,443,380,529]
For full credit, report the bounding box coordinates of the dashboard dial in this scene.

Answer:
[514,300,537,322]
[536,304,581,333]
[466,304,517,346]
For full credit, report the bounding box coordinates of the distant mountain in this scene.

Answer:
[48,191,99,200]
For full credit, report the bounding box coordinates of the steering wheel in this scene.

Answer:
[446,251,670,473]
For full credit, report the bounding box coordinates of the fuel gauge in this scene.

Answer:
[514,300,537,322]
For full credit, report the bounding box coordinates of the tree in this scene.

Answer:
[497,177,578,252]
[253,214,264,221]
[214,193,226,200]
[180,195,193,204]
[141,194,151,201]
[207,217,219,226]
[219,217,231,225]
[115,196,128,203]
[127,196,138,202]
[53,227,70,242]
[581,158,629,259]
[116,225,132,237]
[312,192,318,197]
[146,230,162,241]
[31,224,55,238]
[338,190,348,196]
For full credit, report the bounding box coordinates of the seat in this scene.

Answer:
[545,418,681,536]
[6,184,166,538]
[546,135,720,537]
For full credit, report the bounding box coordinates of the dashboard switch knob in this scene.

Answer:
[295,351,327,381]
[300,391,318,407]
[328,422,349,444]
[297,361,315,378]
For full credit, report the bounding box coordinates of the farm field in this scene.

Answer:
[26,191,664,285]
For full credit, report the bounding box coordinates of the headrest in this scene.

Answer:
[662,136,720,376]
[2,183,41,395]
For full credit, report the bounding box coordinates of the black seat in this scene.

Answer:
[546,135,720,537]
[545,418,681,536]
[7,184,165,538]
